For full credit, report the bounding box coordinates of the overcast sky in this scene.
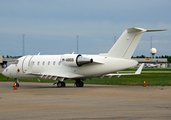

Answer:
[0,0,170,57]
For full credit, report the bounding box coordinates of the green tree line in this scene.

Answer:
[132,55,171,63]
[2,55,22,58]
[2,55,171,63]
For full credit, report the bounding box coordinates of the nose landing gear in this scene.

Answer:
[13,78,19,87]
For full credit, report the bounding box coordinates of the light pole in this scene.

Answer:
[114,36,116,44]
[150,36,153,58]
[77,35,79,54]
[22,34,25,56]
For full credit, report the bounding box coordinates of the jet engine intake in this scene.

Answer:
[61,54,93,67]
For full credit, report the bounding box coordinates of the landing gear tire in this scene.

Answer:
[13,78,19,87]
[13,83,19,87]
[17,83,19,87]
[75,80,84,87]
[57,82,66,87]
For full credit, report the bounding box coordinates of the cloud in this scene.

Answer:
[0,0,170,56]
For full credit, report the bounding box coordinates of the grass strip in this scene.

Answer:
[123,68,171,71]
[1,73,171,86]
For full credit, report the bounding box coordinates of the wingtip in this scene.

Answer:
[135,63,144,74]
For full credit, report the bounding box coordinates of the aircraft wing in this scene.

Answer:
[24,61,84,80]
[41,73,84,81]
[104,63,144,78]
[25,72,84,81]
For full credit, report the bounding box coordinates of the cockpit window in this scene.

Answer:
[13,60,19,64]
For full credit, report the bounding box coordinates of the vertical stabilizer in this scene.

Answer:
[106,27,146,59]
[105,27,166,59]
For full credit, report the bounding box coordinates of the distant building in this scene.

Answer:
[0,56,2,68]
[3,58,18,67]
[0,56,18,68]
[0,56,7,68]
[132,58,168,68]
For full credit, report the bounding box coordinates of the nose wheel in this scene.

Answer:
[13,78,19,87]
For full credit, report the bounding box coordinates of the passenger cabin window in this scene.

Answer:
[33,62,35,65]
[48,61,50,65]
[43,61,45,65]
[37,61,40,65]
[53,61,55,65]
[13,60,19,64]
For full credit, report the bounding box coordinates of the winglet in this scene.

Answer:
[104,63,144,78]
[135,63,144,74]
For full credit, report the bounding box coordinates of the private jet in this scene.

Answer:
[2,27,166,87]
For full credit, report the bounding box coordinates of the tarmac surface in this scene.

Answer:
[0,82,171,120]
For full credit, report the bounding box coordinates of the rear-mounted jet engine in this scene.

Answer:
[61,54,93,67]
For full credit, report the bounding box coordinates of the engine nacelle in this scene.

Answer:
[60,54,93,67]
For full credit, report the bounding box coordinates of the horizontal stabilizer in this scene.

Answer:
[127,28,167,33]
[146,29,167,32]
[127,27,167,33]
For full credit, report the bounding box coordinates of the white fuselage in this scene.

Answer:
[3,54,138,81]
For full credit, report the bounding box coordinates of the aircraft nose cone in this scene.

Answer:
[2,68,7,77]
[2,69,5,76]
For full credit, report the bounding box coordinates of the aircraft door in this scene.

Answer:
[22,55,34,73]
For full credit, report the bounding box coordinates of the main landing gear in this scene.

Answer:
[75,80,84,87]
[57,82,66,87]
[53,80,84,87]
[53,81,66,87]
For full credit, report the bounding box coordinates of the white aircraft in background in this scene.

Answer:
[2,27,166,87]
[145,60,158,68]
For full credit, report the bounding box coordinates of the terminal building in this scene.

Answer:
[133,48,168,68]
[0,56,7,68]
[0,56,17,68]
[132,58,168,68]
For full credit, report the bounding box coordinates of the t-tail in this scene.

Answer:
[103,27,166,59]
